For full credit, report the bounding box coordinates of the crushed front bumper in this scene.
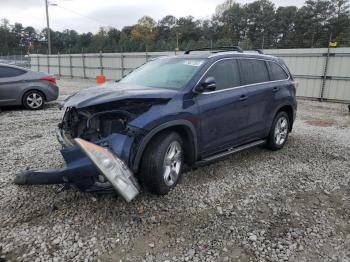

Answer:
[15,129,141,202]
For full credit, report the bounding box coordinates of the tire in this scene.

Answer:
[22,90,45,110]
[140,131,184,195]
[266,111,290,151]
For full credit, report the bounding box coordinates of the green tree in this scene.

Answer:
[274,6,298,48]
[244,0,276,49]
[216,2,247,46]
[131,16,156,51]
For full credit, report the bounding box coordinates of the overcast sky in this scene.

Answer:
[0,0,306,33]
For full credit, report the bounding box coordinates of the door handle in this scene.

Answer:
[272,87,279,92]
[239,95,248,101]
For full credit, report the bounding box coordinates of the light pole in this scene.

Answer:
[45,0,52,54]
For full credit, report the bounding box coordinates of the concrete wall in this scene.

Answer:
[29,48,350,103]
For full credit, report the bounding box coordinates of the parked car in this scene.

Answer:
[15,47,297,202]
[0,63,58,109]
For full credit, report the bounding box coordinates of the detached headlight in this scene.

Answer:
[75,138,140,202]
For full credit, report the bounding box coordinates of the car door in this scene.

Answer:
[266,60,291,124]
[0,65,27,105]
[195,58,249,155]
[237,58,274,140]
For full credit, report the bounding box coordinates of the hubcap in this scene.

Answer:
[274,116,288,145]
[163,141,182,186]
[27,93,43,109]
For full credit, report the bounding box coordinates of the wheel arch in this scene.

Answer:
[22,88,47,103]
[132,120,198,173]
[275,104,294,131]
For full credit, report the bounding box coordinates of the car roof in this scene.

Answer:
[0,63,29,71]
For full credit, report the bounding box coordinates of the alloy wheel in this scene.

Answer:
[274,116,288,145]
[26,92,43,109]
[163,141,182,186]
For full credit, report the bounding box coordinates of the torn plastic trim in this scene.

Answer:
[86,109,134,129]
[75,138,140,202]
[56,127,74,148]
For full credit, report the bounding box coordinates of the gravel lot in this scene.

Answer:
[1,78,350,262]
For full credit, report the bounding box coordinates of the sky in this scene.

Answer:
[0,0,306,33]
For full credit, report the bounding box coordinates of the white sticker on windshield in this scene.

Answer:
[183,60,204,67]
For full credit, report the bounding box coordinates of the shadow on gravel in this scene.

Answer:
[0,102,59,113]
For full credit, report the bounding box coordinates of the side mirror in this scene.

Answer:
[195,77,216,93]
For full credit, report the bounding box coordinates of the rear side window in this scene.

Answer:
[204,59,240,90]
[0,66,26,78]
[268,62,289,80]
[239,59,269,85]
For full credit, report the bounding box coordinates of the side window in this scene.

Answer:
[204,59,240,90]
[268,62,288,80]
[240,59,269,85]
[0,66,26,78]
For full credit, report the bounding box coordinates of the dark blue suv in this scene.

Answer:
[15,47,297,202]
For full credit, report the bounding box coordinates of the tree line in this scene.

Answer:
[0,0,349,55]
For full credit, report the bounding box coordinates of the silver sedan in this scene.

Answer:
[0,64,59,110]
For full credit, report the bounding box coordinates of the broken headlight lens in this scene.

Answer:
[75,138,140,202]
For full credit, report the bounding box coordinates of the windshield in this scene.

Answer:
[120,58,205,90]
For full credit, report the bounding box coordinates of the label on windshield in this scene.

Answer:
[183,60,204,67]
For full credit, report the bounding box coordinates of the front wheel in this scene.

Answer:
[266,111,290,150]
[140,132,184,195]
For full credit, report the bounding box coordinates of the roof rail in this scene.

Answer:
[184,46,243,54]
[254,49,264,54]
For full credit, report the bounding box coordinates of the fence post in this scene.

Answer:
[121,53,124,78]
[320,46,331,102]
[145,52,149,62]
[37,52,40,72]
[69,53,73,78]
[47,53,50,73]
[28,54,32,70]
[82,53,86,79]
[58,52,61,78]
[99,51,103,75]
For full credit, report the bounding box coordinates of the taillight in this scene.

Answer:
[41,76,56,84]
[292,80,299,89]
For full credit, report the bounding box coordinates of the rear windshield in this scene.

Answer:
[120,58,205,90]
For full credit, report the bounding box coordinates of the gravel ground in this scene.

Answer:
[1,78,350,262]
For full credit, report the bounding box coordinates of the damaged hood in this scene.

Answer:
[63,82,178,108]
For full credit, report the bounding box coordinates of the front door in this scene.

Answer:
[195,59,249,155]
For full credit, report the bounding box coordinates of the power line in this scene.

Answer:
[54,4,115,28]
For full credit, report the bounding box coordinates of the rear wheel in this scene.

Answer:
[266,111,290,150]
[140,131,184,195]
[23,90,45,110]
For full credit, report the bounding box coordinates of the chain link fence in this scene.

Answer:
[0,54,30,68]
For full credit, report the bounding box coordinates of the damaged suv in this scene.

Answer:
[15,47,297,202]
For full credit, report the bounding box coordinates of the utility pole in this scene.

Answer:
[176,32,179,50]
[45,0,52,54]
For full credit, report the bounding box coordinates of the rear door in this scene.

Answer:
[195,58,249,155]
[266,60,292,127]
[0,66,27,105]
[237,58,274,140]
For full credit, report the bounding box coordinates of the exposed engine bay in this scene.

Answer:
[59,99,159,144]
